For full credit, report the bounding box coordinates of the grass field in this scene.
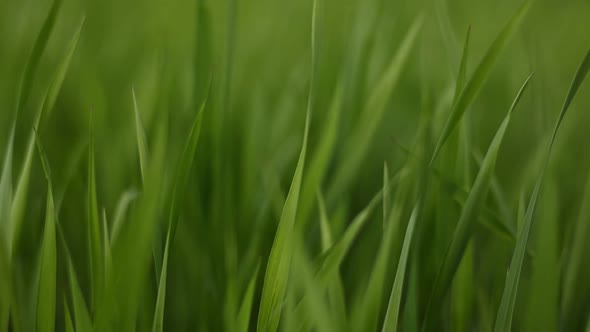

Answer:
[1,0,590,330]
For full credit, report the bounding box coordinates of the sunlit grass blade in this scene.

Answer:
[88,114,103,313]
[430,0,531,164]
[11,15,84,254]
[256,0,317,330]
[132,87,149,184]
[329,16,422,199]
[34,134,57,332]
[237,262,260,332]
[109,189,138,245]
[317,190,333,252]
[15,0,62,117]
[495,48,590,332]
[423,74,532,330]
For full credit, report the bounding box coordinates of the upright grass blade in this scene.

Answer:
[382,196,422,332]
[64,301,74,332]
[329,17,422,199]
[495,48,590,332]
[15,0,62,117]
[563,168,590,325]
[34,134,57,332]
[256,1,317,330]
[132,87,149,184]
[11,15,85,255]
[317,191,333,252]
[237,262,260,332]
[151,94,207,332]
[109,189,138,245]
[0,127,15,246]
[430,0,532,165]
[68,260,93,332]
[422,74,532,331]
[88,114,103,313]
[453,27,471,105]
[315,172,401,283]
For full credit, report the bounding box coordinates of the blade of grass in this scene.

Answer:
[329,17,422,199]
[88,113,103,313]
[68,260,93,332]
[34,131,56,332]
[256,0,318,330]
[64,301,74,332]
[15,0,62,117]
[132,87,149,184]
[423,74,532,331]
[152,93,208,332]
[495,48,590,332]
[430,0,532,165]
[237,262,261,332]
[11,15,85,254]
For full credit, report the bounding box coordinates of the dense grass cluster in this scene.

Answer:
[1,0,590,331]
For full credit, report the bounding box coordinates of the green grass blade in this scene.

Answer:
[329,17,422,199]
[494,48,590,332]
[152,226,171,332]
[109,189,138,245]
[88,115,103,313]
[423,74,532,330]
[34,132,56,332]
[0,127,15,248]
[237,262,261,332]
[132,87,149,184]
[382,196,422,332]
[68,260,93,332]
[12,15,85,255]
[430,0,531,165]
[383,163,390,229]
[64,301,74,332]
[15,0,62,117]
[453,27,471,105]
[256,0,317,330]
[317,190,333,252]
[563,169,590,324]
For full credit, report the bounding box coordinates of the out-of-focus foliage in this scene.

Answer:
[1,0,590,330]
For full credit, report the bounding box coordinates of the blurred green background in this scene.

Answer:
[1,0,590,330]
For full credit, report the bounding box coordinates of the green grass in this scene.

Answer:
[2,0,590,331]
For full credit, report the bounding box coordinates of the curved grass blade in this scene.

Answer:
[563,169,590,325]
[11,14,85,256]
[329,17,422,199]
[430,0,531,165]
[64,301,74,332]
[0,126,15,247]
[34,134,57,332]
[15,0,62,117]
[132,87,149,184]
[152,87,208,332]
[382,196,422,332]
[109,189,138,245]
[495,48,590,332]
[317,190,333,252]
[256,0,318,330]
[453,26,470,105]
[88,114,103,313]
[423,74,532,331]
[237,262,261,332]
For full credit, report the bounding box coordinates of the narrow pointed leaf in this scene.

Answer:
[495,48,590,332]
[132,87,149,184]
[237,263,260,332]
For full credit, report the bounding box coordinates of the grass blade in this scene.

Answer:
[256,0,318,330]
[152,226,171,332]
[34,135,57,332]
[237,262,261,332]
[11,15,85,255]
[68,260,93,332]
[88,114,103,313]
[430,0,531,164]
[329,17,422,199]
[423,74,532,330]
[132,87,149,184]
[64,301,74,332]
[494,48,590,332]
[15,0,62,117]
